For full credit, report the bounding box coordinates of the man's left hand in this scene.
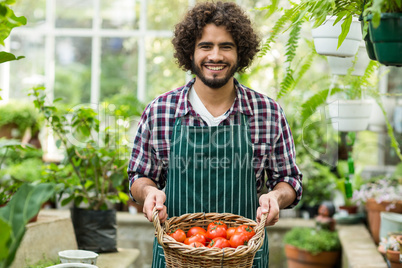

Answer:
[256,193,280,226]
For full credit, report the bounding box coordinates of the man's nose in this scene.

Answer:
[207,47,224,62]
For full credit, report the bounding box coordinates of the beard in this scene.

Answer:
[191,59,238,89]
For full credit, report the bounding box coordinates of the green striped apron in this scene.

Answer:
[152,114,269,267]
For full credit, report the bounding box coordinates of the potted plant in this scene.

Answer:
[283,227,341,268]
[30,87,130,253]
[379,234,402,268]
[363,0,402,66]
[0,101,42,147]
[352,164,402,244]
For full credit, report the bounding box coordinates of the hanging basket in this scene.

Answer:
[327,99,374,132]
[312,16,362,57]
[367,13,402,67]
[152,209,267,268]
[327,41,370,76]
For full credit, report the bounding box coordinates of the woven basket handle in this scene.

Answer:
[249,212,268,246]
[152,207,166,247]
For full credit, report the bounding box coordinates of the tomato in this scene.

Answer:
[235,225,256,240]
[226,227,236,240]
[207,220,228,231]
[189,241,206,248]
[229,232,249,248]
[184,233,207,246]
[206,225,227,241]
[186,226,207,238]
[168,228,187,243]
[207,237,231,249]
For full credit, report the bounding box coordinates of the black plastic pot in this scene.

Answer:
[367,13,402,66]
[70,207,117,253]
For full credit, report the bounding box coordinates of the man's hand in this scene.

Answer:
[256,193,279,226]
[142,187,168,223]
[131,177,168,223]
[256,182,297,226]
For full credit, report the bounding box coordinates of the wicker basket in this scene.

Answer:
[152,208,267,268]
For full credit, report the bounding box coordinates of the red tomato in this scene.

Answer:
[235,225,256,240]
[189,241,206,248]
[229,232,249,248]
[226,227,236,240]
[168,228,186,243]
[207,220,228,231]
[207,237,231,249]
[186,226,207,238]
[206,225,227,241]
[184,233,207,246]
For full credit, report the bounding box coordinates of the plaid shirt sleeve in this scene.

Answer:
[266,106,302,208]
[127,104,166,200]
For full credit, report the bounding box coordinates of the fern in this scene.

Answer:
[300,87,342,125]
[278,68,295,99]
[259,5,301,57]
[276,19,303,99]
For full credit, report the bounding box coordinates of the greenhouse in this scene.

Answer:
[1,0,401,267]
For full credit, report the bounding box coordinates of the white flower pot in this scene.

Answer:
[327,41,370,76]
[312,16,362,57]
[327,99,374,131]
[58,250,98,265]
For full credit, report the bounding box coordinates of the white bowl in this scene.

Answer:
[47,264,98,268]
[58,250,98,265]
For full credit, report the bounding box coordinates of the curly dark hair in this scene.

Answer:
[172,1,260,73]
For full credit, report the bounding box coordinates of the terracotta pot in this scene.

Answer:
[339,205,358,215]
[365,199,402,244]
[386,249,401,268]
[284,244,340,268]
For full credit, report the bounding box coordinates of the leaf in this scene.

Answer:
[337,16,352,49]
[0,51,24,64]
[0,219,11,261]
[0,183,54,268]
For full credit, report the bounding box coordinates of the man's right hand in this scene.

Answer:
[142,186,168,223]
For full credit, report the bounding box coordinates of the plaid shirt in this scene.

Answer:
[128,78,302,207]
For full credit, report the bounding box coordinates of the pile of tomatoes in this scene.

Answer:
[167,220,256,249]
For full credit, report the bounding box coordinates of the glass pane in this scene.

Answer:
[100,37,138,100]
[9,35,45,100]
[55,37,92,105]
[101,0,140,29]
[146,38,185,101]
[55,0,93,28]
[12,0,46,29]
[147,0,188,30]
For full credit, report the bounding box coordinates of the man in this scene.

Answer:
[128,2,302,267]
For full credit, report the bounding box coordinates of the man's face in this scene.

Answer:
[192,24,238,89]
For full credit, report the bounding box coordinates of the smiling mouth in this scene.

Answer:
[205,65,225,71]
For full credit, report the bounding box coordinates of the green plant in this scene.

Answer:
[284,227,341,255]
[0,0,26,65]
[0,183,54,268]
[30,87,130,210]
[0,138,41,205]
[363,0,402,28]
[0,101,41,138]
[297,155,338,208]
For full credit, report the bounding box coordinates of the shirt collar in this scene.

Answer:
[174,77,254,118]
